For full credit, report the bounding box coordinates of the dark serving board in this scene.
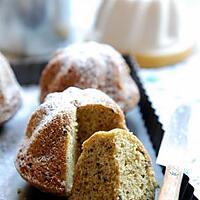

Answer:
[124,56,198,200]
[0,56,197,199]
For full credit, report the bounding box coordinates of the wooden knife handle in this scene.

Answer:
[158,165,183,200]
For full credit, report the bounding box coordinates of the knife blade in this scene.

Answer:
[156,104,191,200]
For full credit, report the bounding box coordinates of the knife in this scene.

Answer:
[156,104,191,200]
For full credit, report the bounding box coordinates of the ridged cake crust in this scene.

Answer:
[40,42,140,111]
[0,52,21,124]
[16,87,126,196]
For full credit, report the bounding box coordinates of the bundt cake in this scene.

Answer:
[40,42,140,111]
[0,52,21,125]
[91,0,193,67]
[15,87,127,196]
[70,128,157,200]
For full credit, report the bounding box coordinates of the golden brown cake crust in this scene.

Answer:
[16,87,126,196]
[0,52,21,125]
[40,42,140,111]
[16,114,70,195]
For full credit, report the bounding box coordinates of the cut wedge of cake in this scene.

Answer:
[70,128,157,200]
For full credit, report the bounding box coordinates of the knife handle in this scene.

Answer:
[158,165,183,200]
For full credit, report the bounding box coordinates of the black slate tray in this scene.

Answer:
[1,55,196,199]
[124,56,197,200]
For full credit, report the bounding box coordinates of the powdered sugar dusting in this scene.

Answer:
[18,86,124,162]
[0,52,22,124]
[40,42,139,111]
[44,87,122,113]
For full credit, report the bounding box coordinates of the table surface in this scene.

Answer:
[140,46,200,198]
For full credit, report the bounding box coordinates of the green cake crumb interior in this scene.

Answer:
[76,105,125,156]
[115,131,157,199]
[70,133,120,199]
[70,129,157,200]
[66,105,126,195]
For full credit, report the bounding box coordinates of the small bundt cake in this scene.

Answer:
[40,42,140,111]
[0,52,21,125]
[70,129,157,200]
[16,87,127,196]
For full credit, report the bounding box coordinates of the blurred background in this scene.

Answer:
[0,0,199,61]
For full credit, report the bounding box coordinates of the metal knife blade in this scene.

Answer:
[157,104,191,167]
[156,104,191,200]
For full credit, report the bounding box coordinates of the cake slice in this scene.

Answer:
[70,128,157,200]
